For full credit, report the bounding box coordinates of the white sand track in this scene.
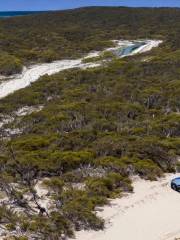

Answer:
[74,174,180,240]
[0,59,96,99]
[0,40,161,100]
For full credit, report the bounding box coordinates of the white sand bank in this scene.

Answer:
[0,39,161,100]
[0,59,91,99]
[75,174,180,240]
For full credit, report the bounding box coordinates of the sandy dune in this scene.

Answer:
[75,174,180,240]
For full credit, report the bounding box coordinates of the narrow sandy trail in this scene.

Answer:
[0,40,162,100]
[0,60,99,99]
[75,174,180,240]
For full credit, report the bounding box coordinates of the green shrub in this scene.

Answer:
[0,53,22,75]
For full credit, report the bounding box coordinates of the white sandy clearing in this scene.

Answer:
[74,173,180,240]
[33,179,52,211]
[0,40,162,100]
[15,105,44,116]
[0,105,43,131]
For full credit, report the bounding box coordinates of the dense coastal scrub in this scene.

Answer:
[0,53,22,76]
[0,7,180,74]
[0,6,179,240]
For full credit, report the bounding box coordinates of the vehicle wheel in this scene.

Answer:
[171,183,177,191]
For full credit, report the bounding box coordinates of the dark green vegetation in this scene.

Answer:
[0,6,180,240]
[0,53,22,76]
[0,6,180,74]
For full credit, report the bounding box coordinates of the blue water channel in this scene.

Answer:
[115,42,146,57]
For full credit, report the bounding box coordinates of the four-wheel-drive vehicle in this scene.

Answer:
[171,177,180,191]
